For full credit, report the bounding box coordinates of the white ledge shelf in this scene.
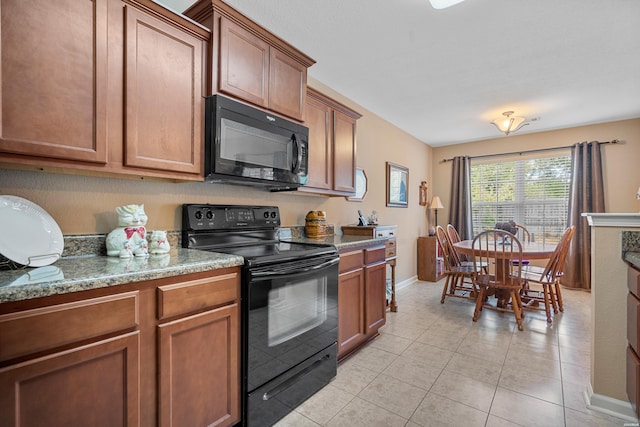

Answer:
[582,213,640,227]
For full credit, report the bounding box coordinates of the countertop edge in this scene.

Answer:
[0,249,244,304]
[1,234,387,304]
[625,251,640,270]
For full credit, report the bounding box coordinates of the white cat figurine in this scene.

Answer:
[105,204,149,258]
[149,230,171,255]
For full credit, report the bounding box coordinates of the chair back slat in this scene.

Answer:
[547,225,576,280]
[436,225,459,270]
[472,229,523,287]
[515,224,531,243]
[446,224,469,263]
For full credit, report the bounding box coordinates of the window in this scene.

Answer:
[470,153,571,244]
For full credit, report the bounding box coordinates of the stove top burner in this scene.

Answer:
[182,204,337,266]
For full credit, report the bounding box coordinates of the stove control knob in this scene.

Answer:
[194,210,203,220]
[206,211,214,220]
[270,211,277,219]
[263,212,270,219]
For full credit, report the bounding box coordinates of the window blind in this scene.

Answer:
[470,153,571,244]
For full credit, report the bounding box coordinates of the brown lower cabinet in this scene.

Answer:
[627,263,640,418]
[0,267,241,427]
[338,243,387,360]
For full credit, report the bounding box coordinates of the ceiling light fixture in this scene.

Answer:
[429,0,465,9]
[491,111,530,136]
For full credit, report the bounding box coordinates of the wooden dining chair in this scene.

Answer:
[471,229,525,331]
[446,224,470,263]
[447,223,489,274]
[435,225,477,303]
[521,225,576,321]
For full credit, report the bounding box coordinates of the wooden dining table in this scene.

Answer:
[452,240,557,263]
[452,239,558,306]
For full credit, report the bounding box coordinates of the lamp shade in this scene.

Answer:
[430,196,444,210]
[491,111,529,136]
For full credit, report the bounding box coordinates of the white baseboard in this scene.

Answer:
[583,383,639,422]
[395,275,417,291]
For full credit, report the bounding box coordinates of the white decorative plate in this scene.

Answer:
[0,195,64,267]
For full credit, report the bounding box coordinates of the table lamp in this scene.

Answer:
[430,196,444,228]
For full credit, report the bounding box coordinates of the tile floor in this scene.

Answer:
[274,279,637,427]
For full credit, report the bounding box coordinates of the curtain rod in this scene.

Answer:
[441,139,620,163]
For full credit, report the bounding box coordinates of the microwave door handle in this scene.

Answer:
[291,134,303,173]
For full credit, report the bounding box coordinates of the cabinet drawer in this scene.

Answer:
[385,239,397,258]
[339,249,364,273]
[158,271,239,320]
[629,266,640,299]
[0,292,139,362]
[375,228,396,238]
[364,246,386,265]
[629,293,640,354]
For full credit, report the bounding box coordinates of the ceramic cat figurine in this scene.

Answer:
[149,230,170,255]
[106,204,149,258]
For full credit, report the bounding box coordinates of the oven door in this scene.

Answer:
[244,254,338,426]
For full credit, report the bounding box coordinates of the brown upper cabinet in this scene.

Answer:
[184,0,315,121]
[301,87,361,196]
[0,0,208,181]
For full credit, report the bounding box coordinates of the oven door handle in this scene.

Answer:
[251,257,339,280]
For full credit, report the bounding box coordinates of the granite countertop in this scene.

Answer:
[0,248,243,304]
[283,234,388,250]
[0,227,387,305]
[623,231,640,270]
[626,252,640,270]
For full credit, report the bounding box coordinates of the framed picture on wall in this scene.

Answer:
[386,162,409,207]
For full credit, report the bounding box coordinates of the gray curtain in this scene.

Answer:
[563,141,605,290]
[448,156,473,240]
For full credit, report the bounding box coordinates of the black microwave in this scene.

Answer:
[204,95,309,190]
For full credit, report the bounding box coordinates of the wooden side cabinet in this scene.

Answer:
[627,263,640,418]
[337,243,387,361]
[341,225,398,311]
[417,236,443,282]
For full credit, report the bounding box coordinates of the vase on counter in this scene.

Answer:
[305,211,327,238]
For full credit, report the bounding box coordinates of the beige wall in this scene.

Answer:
[431,118,640,220]
[0,76,433,285]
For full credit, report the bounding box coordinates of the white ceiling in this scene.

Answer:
[160,0,640,147]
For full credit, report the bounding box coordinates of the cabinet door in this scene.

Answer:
[333,110,357,193]
[365,261,387,335]
[123,6,203,175]
[158,303,240,427]
[219,18,269,108]
[268,48,306,120]
[305,95,333,190]
[338,268,365,358]
[0,0,107,163]
[0,332,140,427]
